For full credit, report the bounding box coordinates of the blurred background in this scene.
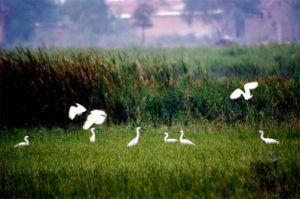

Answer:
[0,0,299,47]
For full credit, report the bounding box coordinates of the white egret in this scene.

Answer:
[160,132,178,143]
[230,81,258,100]
[128,127,142,147]
[259,130,279,144]
[90,128,96,142]
[83,110,107,130]
[14,136,30,147]
[178,130,196,145]
[68,103,87,120]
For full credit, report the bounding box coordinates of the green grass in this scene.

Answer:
[1,124,299,198]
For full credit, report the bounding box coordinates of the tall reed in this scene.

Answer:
[0,45,299,128]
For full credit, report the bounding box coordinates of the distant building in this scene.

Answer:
[107,0,212,44]
[108,0,300,44]
[245,0,300,42]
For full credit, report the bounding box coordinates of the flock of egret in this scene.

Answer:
[14,81,279,147]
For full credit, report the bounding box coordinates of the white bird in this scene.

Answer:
[230,81,258,100]
[259,130,279,144]
[160,132,178,143]
[128,127,142,147]
[178,130,196,145]
[68,103,87,120]
[14,136,30,147]
[83,110,107,130]
[90,128,96,142]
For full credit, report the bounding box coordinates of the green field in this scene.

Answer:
[0,124,299,198]
[0,44,299,198]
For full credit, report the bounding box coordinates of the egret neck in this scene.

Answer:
[25,137,29,144]
[136,128,140,140]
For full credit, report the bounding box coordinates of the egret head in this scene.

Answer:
[24,136,29,139]
[259,130,264,135]
[137,127,141,131]
[179,130,184,134]
[91,127,95,132]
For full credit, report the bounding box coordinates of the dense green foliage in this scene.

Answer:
[0,124,299,198]
[0,44,299,128]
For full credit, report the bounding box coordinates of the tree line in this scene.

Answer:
[1,0,300,47]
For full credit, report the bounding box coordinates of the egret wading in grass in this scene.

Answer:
[90,128,96,143]
[178,130,195,145]
[68,103,87,120]
[230,81,258,100]
[259,130,279,144]
[14,136,30,147]
[83,110,107,130]
[160,132,178,143]
[128,127,143,147]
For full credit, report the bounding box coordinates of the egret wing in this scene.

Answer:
[265,138,279,144]
[68,103,86,120]
[91,110,107,125]
[68,106,77,120]
[244,81,258,90]
[76,103,87,113]
[83,121,93,130]
[166,139,178,143]
[83,112,95,129]
[95,116,106,125]
[14,142,26,147]
[230,89,243,100]
[128,140,135,146]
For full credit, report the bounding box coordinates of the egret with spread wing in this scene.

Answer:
[68,103,87,120]
[83,110,107,130]
[230,81,258,100]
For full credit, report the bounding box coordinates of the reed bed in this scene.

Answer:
[0,44,299,128]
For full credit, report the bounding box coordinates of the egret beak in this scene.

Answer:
[159,133,164,135]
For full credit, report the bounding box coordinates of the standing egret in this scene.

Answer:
[14,136,30,147]
[160,132,178,143]
[230,81,258,100]
[68,103,87,120]
[259,130,279,144]
[83,110,107,130]
[90,128,96,142]
[128,127,143,147]
[178,130,196,145]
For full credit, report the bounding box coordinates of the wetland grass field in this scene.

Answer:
[0,44,299,198]
[0,124,299,198]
